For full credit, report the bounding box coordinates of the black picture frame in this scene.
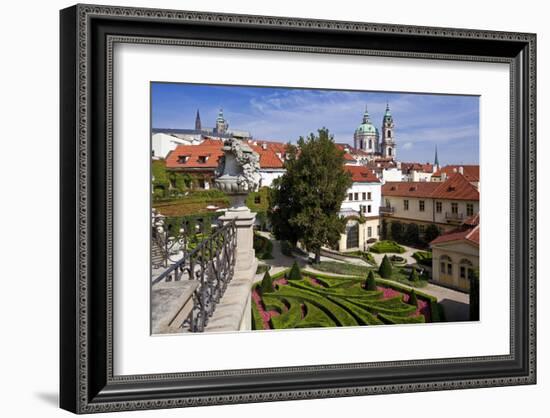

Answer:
[60,4,536,414]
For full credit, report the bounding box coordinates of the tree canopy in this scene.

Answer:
[269,128,352,263]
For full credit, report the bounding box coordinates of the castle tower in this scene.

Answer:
[195,109,202,131]
[214,108,228,135]
[381,103,396,159]
[353,105,378,154]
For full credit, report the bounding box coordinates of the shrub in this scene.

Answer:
[380,219,389,240]
[378,255,393,278]
[365,271,377,291]
[403,223,420,246]
[253,234,273,260]
[288,261,303,280]
[408,289,418,306]
[260,271,274,294]
[469,269,480,321]
[424,223,441,244]
[369,240,406,254]
[255,264,270,275]
[412,250,432,267]
[408,267,419,282]
[280,240,293,256]
[390,221,404,243]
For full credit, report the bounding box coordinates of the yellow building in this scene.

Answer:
[381,172,479,234]
[429,214,479,292]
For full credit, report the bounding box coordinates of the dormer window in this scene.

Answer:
[177,155,190,164]
[197,155,209,164]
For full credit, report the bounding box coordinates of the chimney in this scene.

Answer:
[262,142,267,150]
[458,166,464,175]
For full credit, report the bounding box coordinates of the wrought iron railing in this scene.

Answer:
[152,219,237,332]
[445,211,464,221]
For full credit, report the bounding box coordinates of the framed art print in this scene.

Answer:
[60,4,536,414]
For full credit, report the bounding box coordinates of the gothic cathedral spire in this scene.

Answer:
[195,109,202,131]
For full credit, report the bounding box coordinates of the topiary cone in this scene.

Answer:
[409,267,419,282]
[260,271,274,294]
[408,289,418,306]
[378,255,393,278]
[288,261,302,280]
[365,270,377,291]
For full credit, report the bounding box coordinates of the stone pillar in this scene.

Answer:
[219,207,258,281]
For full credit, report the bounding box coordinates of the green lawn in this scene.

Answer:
[311,261,371,276]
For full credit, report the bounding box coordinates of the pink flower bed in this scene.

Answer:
[378,286,431,321]
[251,278,289,330]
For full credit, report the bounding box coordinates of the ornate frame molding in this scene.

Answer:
[60,4,536,414]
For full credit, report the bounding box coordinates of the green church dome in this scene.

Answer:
[355,106,376,135]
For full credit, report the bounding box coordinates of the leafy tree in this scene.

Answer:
[408,267,419,282]
[288,261,303,281]
[469,269,480,321]
[365,270,377,291]
[403,223,420,245]
[378,255,393,278]
[260,271,274,294]
[408,290,418,306]
[424,223,441,244]
[390,221,404,243]
[269,128,352,263]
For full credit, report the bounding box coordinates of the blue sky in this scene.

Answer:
[151,83,479,165]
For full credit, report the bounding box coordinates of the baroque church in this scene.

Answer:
[353,104,397,160]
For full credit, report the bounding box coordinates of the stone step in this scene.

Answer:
[151,280,199,334]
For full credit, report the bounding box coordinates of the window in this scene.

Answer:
[348,193,353,201]
[367,192,371,200]
[440,262,445,273]
[360,205,366,214]
[388,147,392,156]
[385,199,391,208]
[254,195,261,204]
[460,266,466,279]
[362,192,366,200]
[354,192,359,201]
[368,140,372,149]
[367,226,372,237]
[419,200,425,212]
[451,202,458,214]
[387,130,391,138]
[404,199,409,210]
[367,205,372,213]
[197,155,208,164]
[177,155,189,164]
[447,263,453,275]
[467,203,474,216]
[436,201,442,213]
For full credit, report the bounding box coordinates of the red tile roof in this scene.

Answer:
[345,166,380,183]
[401,162,434,174]
[433,165,479,182]
[165,141,285,170]
[382,173,479,201]
[165,145,223,169]
[430,216,480,247]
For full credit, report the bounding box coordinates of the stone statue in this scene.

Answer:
[214,138,261,208]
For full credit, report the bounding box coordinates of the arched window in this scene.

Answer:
[440,255,453,275]
[368,139,372,149]
[459,259,474,279]
[387,130,391,138]
[388,147,393,156]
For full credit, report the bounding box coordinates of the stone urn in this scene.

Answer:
[214,138,261,209]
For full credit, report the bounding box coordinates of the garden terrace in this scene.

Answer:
[251,269,439,330]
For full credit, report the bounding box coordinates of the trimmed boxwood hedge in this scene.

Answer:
[251,269,443,330]
[369,240,406,254]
